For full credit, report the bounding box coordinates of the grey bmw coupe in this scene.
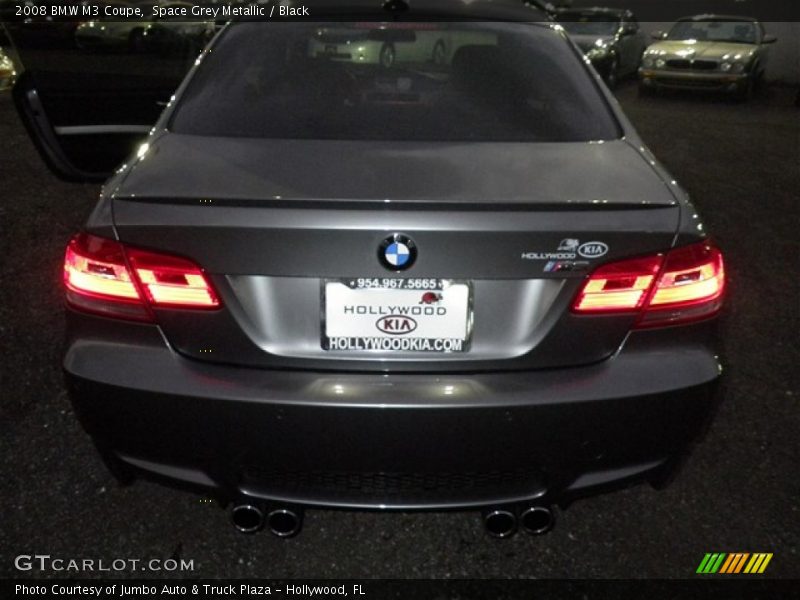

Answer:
[12,0,725,538]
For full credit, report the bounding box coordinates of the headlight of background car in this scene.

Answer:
[722,62,746,74]
[655,58,667,69]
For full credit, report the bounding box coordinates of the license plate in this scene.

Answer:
[322,279,472,353]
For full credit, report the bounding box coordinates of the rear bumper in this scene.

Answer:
[65,313,722,510]
[639,69,749,92]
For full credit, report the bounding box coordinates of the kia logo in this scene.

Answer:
[578,241,609,258]
[375,315,418,335]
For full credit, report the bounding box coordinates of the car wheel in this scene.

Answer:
[605,56,619,89]
[379,43,396,68]
[432,40,446,66]
[128,29,144,53]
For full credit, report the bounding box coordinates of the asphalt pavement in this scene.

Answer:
[1,82,798,580]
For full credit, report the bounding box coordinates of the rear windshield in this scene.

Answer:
[667,20,759,44]
[171,21,620,142]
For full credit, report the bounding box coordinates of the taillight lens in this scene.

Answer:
[572,254,663,312]
[572,241,725,327]
[639,242,724,327]
[127,248,220,309]
[64,233,151,321]
[64,233,220,321]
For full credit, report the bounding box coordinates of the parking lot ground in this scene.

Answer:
[0,82,798,579]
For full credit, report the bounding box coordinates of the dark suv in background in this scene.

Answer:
[555,6,648,87]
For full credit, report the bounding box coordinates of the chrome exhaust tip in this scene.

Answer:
[231,503,265,534]
[267,507,303,538]
[483,509,518,538]
[520,505,554,535]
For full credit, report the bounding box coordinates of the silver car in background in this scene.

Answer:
[639,15,777,99]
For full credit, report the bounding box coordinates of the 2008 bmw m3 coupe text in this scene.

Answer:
[18,1,725,538]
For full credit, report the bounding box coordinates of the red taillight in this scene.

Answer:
[572,254,663,313]
[639,242,725,327]
[64,233,151,321]
[572,241,725,327]
[64,233,220,321]
[127,248,220,309]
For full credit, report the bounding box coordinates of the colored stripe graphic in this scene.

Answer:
[696,554,713,573]
[719,554,736,574]
[758,554,773,573]
[699,553,773,574]
[734,553,750,573]
[710,553,726,573]
[744,553,774,574]
[697,553,727,574]
[722,553,749,573]
[744,554,761,574]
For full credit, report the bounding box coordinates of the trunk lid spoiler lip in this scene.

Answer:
[109,195,677,212]
[110,135,682,209]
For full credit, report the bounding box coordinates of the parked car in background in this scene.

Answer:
[141,2,215,57]
[0,46,17,91]
[75,1,212,55]
[639,15,776,100]
[306,25,496,68]
[555,7,647,87]
[308,25,447,68]
[3,0,81,48]
[74,2,147,53]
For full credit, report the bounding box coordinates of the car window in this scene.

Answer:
[667,21,759,44]
[170,22,620,143]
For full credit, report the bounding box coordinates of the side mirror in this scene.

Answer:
[651,30,666,40]
[762,35,777,44]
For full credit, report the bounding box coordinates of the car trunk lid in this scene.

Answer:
[111,135,681,372]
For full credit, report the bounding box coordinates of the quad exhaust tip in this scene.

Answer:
[483,509,518,538]
[232,504,303,537]
[483,505,555,538]
[234,502,549,538]
[266,508,303,538]
[231,504,265,534]
[520,505,555,536]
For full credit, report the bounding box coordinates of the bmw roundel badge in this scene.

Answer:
[379,234,417,271]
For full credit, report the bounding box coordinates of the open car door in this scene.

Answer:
[2,8,207,182]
